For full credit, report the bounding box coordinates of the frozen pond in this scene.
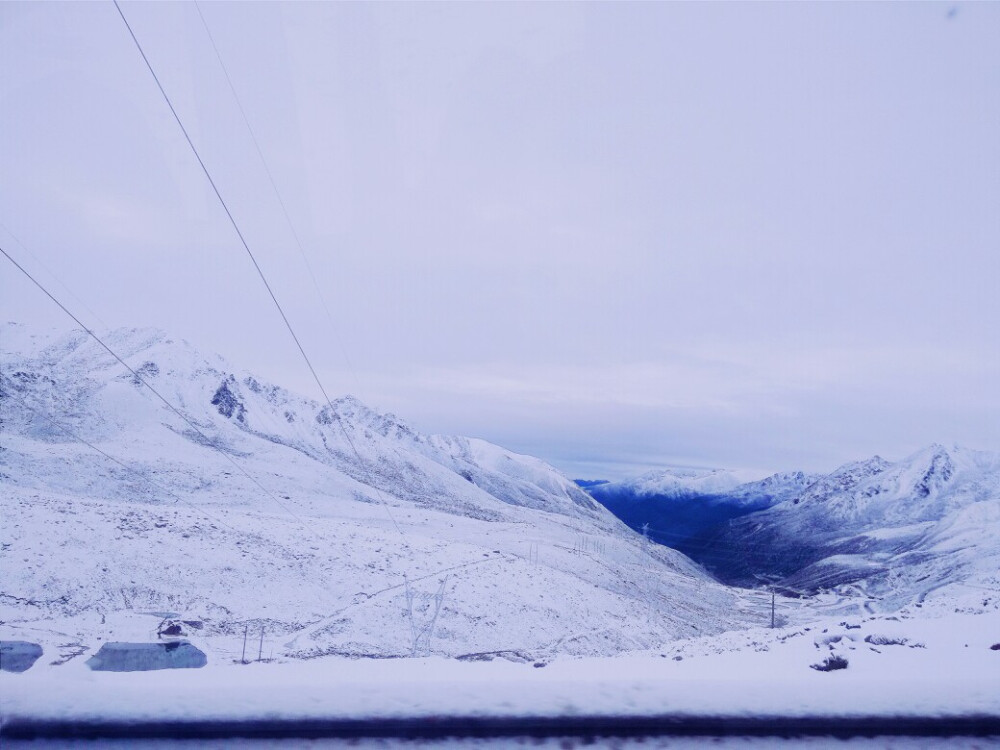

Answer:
[86,642,207,672]
[0,641,43,673]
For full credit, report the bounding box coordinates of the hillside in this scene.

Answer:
[588,447,1000,609]
[0,323,752,664]
[699,445,1000,600]
[588,468,817,550]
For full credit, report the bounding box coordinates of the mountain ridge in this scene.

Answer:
[586,444,1000,601]
[0,323,750,660]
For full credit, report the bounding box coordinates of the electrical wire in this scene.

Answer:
[0,221,111,331]
[2,382,240,535]
[113,0,404,540]
[192,1,363,396]
[1,382,371,609]
[0,243,306,527]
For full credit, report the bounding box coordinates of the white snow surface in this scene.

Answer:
[748,444,1000,599]
[784,444,1000,527]
[0,324,748,662]
[4,606,999,722]
[721,470,823,506]
[3,323,999,725]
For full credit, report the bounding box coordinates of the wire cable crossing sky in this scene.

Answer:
[113,0,406,539]
[0,243,307,527]
[2,1,998,479]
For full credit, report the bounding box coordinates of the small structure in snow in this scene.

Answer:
[156,618,204,639]
[0,641,43,672]
[86,641,207,672]
[159,622,184,637]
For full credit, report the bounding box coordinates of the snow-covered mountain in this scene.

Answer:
[585,448,999,612]
[683,445,1000,604]
[0,324,603,524]
[718,471,822,507]
[586,467,816,552]
[595,466,763,500]
[0,323,752,663]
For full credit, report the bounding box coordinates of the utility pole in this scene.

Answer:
[754,573,781,629]
[258,626,264,662]
[241,624,248,664]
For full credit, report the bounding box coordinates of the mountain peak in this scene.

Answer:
[904,442,964,464]
[830,454,892,478]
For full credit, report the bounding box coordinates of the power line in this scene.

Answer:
[2,383,364,610]
[1,382,240,535]
[113,0,404,540]
[0,221,111,331]
[0,243,306,527]
[192,1,362,396]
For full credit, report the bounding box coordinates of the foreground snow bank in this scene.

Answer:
[3,611,998,724]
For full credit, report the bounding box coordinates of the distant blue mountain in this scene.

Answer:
[585,470,819,584]
[585,448,1000,600]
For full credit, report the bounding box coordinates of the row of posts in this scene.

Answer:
[240,624,266,664]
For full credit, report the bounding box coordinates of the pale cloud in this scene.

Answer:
[2,1,999,478]
[363,344,998,415]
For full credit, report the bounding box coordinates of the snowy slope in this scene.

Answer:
[0,323,752,664]
[720,471,822,507]
[585,445,999,613]
[5,607,1000,727]
[586,467,819,555]
[694,445,1000,604]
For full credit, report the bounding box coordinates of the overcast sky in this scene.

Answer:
[2,1,998,479]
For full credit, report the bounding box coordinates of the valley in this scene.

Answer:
[1,324,998,735]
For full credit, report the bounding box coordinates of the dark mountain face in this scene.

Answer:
[585,471,819,583]
[677,516,826,588]
[588,485,773,550]
[585,449,1000,595]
